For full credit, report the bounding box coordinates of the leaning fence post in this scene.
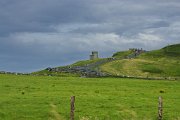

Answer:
[70,96,75,120]
[158,96,163,120]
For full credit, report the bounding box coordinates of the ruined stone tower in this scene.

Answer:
[90,51,98,60]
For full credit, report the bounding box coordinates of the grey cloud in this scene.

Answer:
[0,0,180,72]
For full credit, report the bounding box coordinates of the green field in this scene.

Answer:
[0,74,180,120]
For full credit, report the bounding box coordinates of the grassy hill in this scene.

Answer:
[32,58,105,77]
[100,44,180,79]
[0,74,180,120]
[31,69,80,77]
[71,58,104,67]
[1,44,180,120]
[112,50,134,58]
[138,44,180,59]
[32,44,180,79]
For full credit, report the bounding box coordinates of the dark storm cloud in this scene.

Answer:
[0,0,180,72]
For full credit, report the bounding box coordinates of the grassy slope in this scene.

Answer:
[0,74,180,120]
[139,44,180,59]
[112,50,134,58]
[100,44,180,78]
[31,70,80,77]
[71,58,104,67]
[32,59,104,76]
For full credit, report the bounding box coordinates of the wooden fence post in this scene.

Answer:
[158,96,163,120]
[70,96,75,120]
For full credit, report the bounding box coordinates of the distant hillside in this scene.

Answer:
[112,50,134,58]
[32,58,107,77]
[70,58,104,67]
[138,44,180,59]
[100,44,180,79]
[32,44,180,79]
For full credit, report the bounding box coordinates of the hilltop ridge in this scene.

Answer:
[101,43,180,79]
[32,44,180,79]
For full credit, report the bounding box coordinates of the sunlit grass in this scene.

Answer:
[0,74,180,120]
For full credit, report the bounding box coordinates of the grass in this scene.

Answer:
[161,43,180,57]
[0,74,180,120]
[71,59,104,67]
[140,64,163,74]
[112,50,134,58]
[138,44,180,59]
[100,58,180,78]
[34,44,180,78]
[32,70,80,77]
[100,44,180,78]
[100,59,148,77]
[33,59,105,77]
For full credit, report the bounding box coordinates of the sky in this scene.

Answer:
[0,0,180,72]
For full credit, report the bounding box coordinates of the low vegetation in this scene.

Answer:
[33,44,180,79]
[138,44,180,59]
[32,69,80,77]
[32,59,105,77]
[112,50,134,58]
[0,74,180,120]
[100,58,180,79]
[71,58,104,67]
[100,44,180,79]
